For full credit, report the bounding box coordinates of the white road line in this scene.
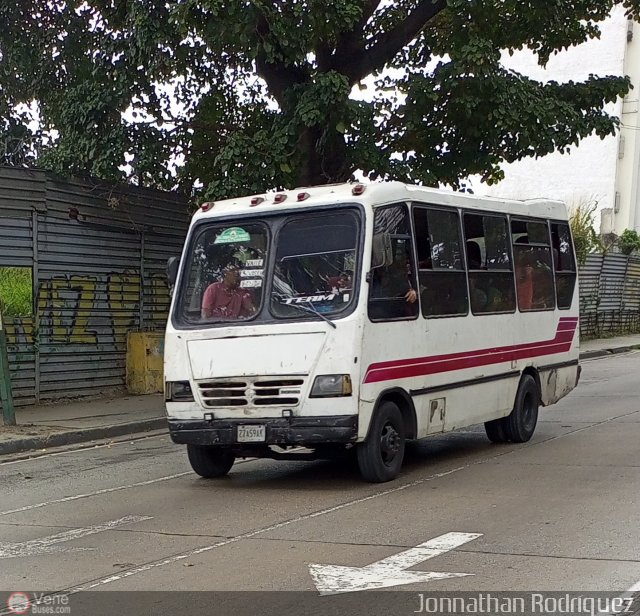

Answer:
[66,465,468,592]
[0,457,261,518]
[0,473,191,517]
[0,515,152,559]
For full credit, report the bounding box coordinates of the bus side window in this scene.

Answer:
[511,219,555,311]
[463,213,516,314]
[368,204,419,321]
[551,222,577,309]
[413,206,468,318]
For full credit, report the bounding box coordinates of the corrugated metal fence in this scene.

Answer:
[0,167,190,406]
[579,253,640,338]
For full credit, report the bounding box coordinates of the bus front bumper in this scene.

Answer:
[168,415,358,447]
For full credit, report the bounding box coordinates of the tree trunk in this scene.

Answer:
[294,125,351,188]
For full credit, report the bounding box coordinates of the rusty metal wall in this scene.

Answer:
[0,167,189,406]
[579,253,640,338]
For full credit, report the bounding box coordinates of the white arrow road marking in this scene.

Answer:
[309,531,483,595]
[0,515,152,559]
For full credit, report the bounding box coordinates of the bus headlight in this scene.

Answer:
[165,381,194,402]
[310,375,352,398]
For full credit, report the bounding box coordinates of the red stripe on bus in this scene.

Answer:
[363,319,578,384]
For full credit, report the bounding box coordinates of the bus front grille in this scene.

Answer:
[197,377,305,408]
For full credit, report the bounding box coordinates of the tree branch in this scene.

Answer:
[252,3,310,107]
[332,0,381,65]
[340,0,447,84]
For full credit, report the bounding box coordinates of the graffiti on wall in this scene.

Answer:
[4,272,170,350]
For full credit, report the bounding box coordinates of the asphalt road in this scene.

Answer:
[1,353,639,615]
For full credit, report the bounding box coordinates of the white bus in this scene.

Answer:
[165,182,580,483]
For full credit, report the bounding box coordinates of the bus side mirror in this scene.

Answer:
[166,257,180,289]
[371,233,393,268]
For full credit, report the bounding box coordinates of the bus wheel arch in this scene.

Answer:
[367,388,417,441]
[521,366,543,406]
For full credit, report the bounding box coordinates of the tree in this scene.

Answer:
[1,1,639,201]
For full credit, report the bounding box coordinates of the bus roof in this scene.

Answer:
[193,181,568,222]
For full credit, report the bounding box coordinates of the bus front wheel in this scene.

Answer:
[187,444,235,478]
[357,401,406,483]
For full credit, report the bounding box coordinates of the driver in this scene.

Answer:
[201,264,256,319]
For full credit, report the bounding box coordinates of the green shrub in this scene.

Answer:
[618,229,640,256]
[0,267,33,317]
[569,199,600,266]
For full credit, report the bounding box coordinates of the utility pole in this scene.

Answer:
[0,300,16,426]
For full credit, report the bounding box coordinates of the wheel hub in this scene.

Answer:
[380,424,400,463]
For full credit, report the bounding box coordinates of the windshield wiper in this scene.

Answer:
[284,300,337,329]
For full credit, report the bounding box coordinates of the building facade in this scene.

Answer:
[475,7,640,236]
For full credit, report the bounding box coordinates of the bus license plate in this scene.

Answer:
[237,425,266,442]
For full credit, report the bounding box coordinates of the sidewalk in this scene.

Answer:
[2,335,640,457]
[579,333,640,359]
[0,394,166,456]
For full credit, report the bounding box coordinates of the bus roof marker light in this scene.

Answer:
[352,183,366,196]
[250,197,265,207]
[201,202,214,212]
[273,193,288,204]
[297,192,310,202]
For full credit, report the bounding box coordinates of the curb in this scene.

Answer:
[579,344,640,360]
[0,418,167,456]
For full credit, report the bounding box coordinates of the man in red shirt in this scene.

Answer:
[201,265,256,320]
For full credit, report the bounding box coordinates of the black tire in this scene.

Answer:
[357,401,406,483]
[187,445,235,478]
[504,374,539,443]
[484,417,509,443]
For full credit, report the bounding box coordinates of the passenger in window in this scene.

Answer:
[372,259,417,304]
[201,263,256,320]
[515,250,534,310]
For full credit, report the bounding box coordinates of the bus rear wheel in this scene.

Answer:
[187,445,235,478]
[357,401,406,483]
[484,418,509,443]
[504,374,539,443]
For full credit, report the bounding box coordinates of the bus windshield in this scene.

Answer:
[176,208,361,326]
